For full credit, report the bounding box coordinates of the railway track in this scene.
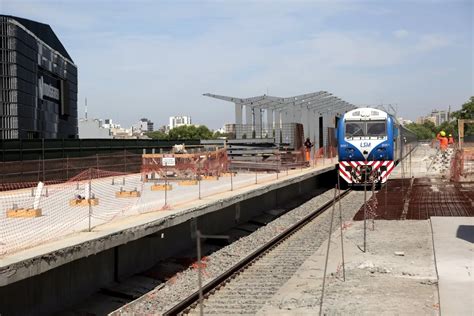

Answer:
[164,188,353,315]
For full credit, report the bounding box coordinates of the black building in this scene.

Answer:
[0,15,78,139]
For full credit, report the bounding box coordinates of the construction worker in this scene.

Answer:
[448,133,454,146]
[436,130,448,151]
[304,138,313,161]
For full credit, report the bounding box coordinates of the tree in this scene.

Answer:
[145,131,168,140]
[213,131,232,139]
[452,96,474,136]
[406,122,434,140]
[168,125,213,140]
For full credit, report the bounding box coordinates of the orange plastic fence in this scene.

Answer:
[141,148,229,180]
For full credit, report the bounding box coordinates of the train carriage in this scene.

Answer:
[337,107,416,185]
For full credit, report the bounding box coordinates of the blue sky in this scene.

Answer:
[2,0,473,129]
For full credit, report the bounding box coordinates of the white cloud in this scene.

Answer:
[393,29,409,39]
[415,34,451,52]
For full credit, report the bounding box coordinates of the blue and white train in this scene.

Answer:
[337,107,416,185]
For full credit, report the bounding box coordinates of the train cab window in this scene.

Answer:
[366,121,386,136]
[345,122,365,137]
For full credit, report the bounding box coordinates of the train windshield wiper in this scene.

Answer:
[345,122,365,138]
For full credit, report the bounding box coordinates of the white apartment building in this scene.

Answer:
[169,116,192,129]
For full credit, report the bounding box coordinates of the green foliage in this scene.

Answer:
[167,125,213,140]
[437,120,456,136]
[452,96,474,136]
[452,96,474,120]
[145,131,168,140]
[422,120,436,133]
[213,131,232,139]
[405,123,434,140]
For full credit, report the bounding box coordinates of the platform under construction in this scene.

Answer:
[0,144,338,315]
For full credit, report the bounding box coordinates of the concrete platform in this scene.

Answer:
[0,163,336,315]
[258,220,439,315]
[431,217,474,316]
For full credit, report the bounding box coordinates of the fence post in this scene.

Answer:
[66,155,69,180]
[88,168,92,232]
[319,186,337,316]
[124,149,127,173]
[42,138,45,182]
[363,170,367,253]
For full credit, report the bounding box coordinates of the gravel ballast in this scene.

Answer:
[113,189,366,315]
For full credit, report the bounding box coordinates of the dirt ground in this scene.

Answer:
[258,220,439,315]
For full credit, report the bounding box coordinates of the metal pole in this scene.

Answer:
[37,155,41,183]
[196,230,204,316]
[198,175,201,200]
[337,178,346,282]
[42,138,45,182]
[255,156,258,184]
[384,177,388,218]
[164,168,168,207]
[66,155,69,180]
[277,152,280,179]
[363,170,367,253]
[319,186,337,316]
[409,148,412,178]
[124,149,127,173]
[371,182,376,230]
[88,168,92,232]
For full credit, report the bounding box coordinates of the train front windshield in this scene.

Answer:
[345,120,386,138]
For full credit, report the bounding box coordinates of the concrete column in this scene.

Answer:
[309,110,317,145]
[275,111,282,144]
[301,107,310,139]
[255,108,262,138]
[242,105,252,139]
[245,105,253,125]
[266,109,274,139]
[235,103,242,125]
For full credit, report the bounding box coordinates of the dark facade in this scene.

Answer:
[0,15,77,139]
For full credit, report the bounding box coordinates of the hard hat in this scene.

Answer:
[440,131,446,137]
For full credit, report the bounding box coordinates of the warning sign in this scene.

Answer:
[162,156,176,166]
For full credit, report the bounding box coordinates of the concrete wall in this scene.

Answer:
[0,169,336,316]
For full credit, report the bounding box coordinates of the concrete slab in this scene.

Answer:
[258,220,439,315]
[431,217,474,316]
[391,143,453,179]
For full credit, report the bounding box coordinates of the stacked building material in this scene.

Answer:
[227,138,306,171]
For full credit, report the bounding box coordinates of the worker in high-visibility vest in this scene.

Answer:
[436,131,448,151]
[448,134,454,145]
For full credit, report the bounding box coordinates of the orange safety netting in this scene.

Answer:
[450,146,474,182]
[141,148,229,180]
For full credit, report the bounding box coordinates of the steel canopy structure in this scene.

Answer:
[204,91,357,147]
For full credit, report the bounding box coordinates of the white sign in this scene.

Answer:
[162,157,176,166]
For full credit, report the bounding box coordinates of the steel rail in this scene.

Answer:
[164,188,352,315]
